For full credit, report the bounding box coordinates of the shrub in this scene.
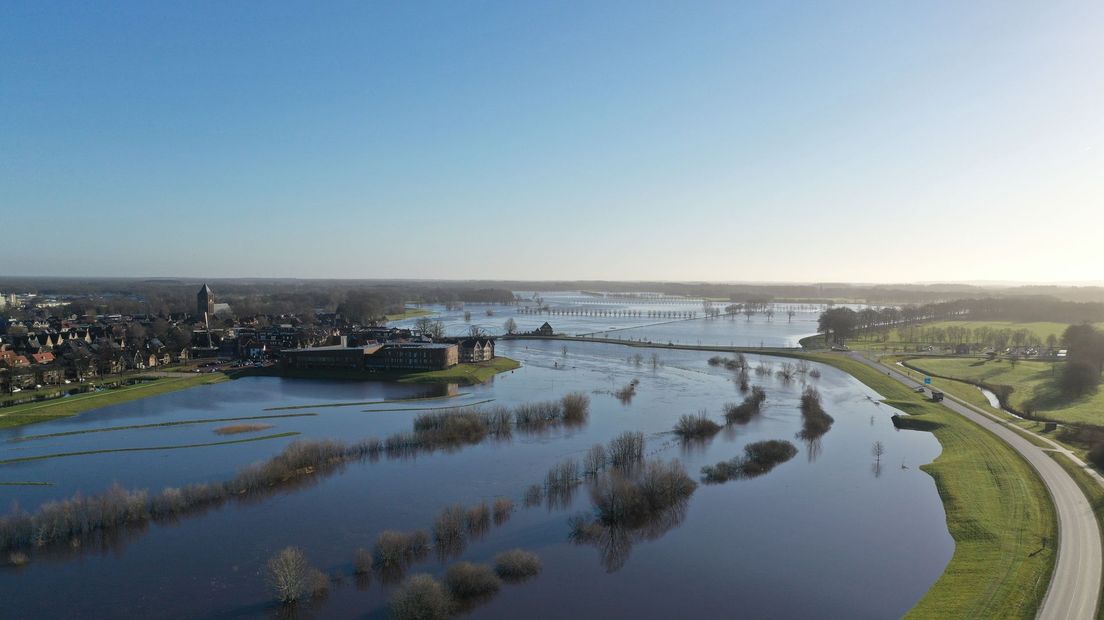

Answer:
[607,431,645,468]
[266,546,314,604]
[354,548,372,575]
[545,459,580,490]
[8,551,28,566]
[389,574,451,620]
[465,503,491,537]
[614,380,638,403]
[1089,444,1104,470]
[590,460,697,526]
[722,387,767,424]
[493,549,542,582]
[373,530,428,569]
[673,412,722,439]
[523,484,543,507]
[798,387,834,440]
[583,443,607,475]
[492,498,513,525]
[514,401,564,430]
[701,440,798,484]
[412,410,490,446]
[433,505,467,552]
[561,392,591,425]
[443,561,501,599]
[737,369,750,392]
[309,568,330,597]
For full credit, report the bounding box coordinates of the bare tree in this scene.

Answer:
[464,310,472,322]
[871,441,885,463]
[503,318,518,335]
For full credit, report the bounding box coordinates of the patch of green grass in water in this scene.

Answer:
[0,432,299,465]
[7,413,318,443]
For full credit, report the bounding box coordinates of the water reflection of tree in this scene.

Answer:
[568,499,690,573]
[800,435,823,462]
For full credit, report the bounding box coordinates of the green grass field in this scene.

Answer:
[248,356,521,386]
[849,320,1104,352]
[805,353,1056,619]
[0,373,231,431]
[385,307,434,321]
[394,356,521,384]
[903,356,1104,425]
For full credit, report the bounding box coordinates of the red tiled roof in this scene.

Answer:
[31,352,55,364]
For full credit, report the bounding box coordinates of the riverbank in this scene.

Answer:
[0,373,232,431]
[805,353,1056,619]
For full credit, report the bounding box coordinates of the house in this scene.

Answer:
[447,338,495,363]
[30,352,55,365]
[535,322,554,336]
[35,364,64,386]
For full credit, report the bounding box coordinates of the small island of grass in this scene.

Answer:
[253,357,521,386]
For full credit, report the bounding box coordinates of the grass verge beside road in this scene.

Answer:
[805,353,1057,619]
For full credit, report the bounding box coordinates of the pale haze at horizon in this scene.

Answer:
[2,2,1102,283]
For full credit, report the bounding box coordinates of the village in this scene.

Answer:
[0,284,530,395]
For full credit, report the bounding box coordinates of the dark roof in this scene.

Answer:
[199,283,213,295]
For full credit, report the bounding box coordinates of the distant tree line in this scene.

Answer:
[1,279,513,326]
[817,296,1104,346]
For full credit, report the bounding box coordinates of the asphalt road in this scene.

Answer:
[850,353,1101,620]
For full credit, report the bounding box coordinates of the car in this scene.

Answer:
[914,386,926,393]
[11,388,21,393]
[63,379,71,384]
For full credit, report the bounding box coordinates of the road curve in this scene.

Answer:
[849,353,1101,620]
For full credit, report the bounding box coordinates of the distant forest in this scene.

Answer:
[4,278,1104,326]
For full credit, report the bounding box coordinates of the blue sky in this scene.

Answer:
[2,1,1102,282]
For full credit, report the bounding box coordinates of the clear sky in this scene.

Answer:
[2,1,1102,282]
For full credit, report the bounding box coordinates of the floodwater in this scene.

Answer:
[391,290,868,347]
[0,340,952,619]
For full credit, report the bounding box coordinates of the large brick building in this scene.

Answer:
[280,342,459,372]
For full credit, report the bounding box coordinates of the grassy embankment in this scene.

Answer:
[804,353,1057,619]
[904,356,1104,427]
[262,357,521,386]
[0,372,231,431]
[385,307,434,321]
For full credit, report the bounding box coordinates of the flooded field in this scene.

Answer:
[0,339,952,618]
[392,290,863,347]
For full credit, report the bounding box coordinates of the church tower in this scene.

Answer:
[197,284,215,318]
